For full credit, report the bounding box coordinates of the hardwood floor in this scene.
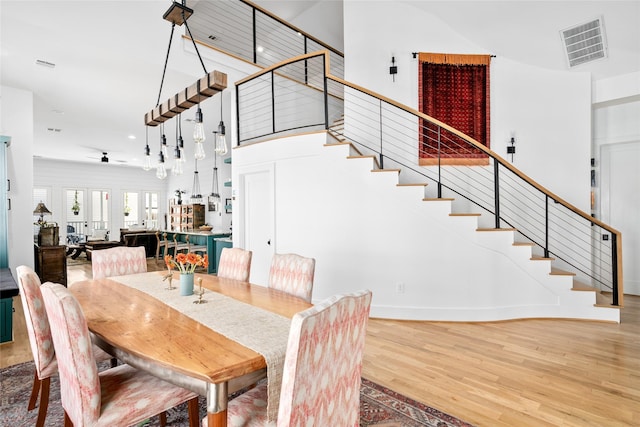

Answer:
[2,260,638,426]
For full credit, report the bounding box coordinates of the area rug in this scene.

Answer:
[0,361,474,426]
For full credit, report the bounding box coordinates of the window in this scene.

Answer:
[123,191,139,227]
[91,190,110,232]
[144,192,159,229]
[65,189,86,242]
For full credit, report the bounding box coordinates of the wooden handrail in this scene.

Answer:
[236,50,624,305]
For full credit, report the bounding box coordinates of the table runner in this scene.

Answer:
[110,272,290,421]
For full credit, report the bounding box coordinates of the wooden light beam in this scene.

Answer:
[144,70,227,127]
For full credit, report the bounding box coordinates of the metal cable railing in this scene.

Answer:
[236,51,623,307]
[187,0,344,78]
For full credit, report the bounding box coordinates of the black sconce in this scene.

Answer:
[507,136,516,161]
[389,56,397,82]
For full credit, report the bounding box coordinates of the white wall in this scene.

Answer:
[1,86,35,273]
[234,132,618,322]
[343,1,592,213]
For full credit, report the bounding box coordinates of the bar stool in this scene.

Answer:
[187,235,208,257]
[173,233,190,254]
[155,231,176,263]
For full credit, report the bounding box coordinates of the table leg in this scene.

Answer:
[206,410,227,427]
[206,382,228,427]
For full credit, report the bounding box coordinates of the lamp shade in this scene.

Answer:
[33,202,52,216]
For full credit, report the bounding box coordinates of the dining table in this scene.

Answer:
[69,271,312,427]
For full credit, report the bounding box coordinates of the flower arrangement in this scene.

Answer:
[165,252,208,274]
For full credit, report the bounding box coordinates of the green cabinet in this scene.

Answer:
[214,238,233,272]
[0,298,13,343]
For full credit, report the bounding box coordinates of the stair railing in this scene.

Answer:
[187,0,344,78]
[236,51,623,306]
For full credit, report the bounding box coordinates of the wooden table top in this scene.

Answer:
[69,271,312,385]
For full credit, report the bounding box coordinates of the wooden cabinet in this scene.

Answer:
[169,203,205,232]
[34,244,67,286]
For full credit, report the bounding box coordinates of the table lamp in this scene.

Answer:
[33,202,52,225]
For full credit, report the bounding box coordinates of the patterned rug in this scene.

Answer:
[0,361,473,426]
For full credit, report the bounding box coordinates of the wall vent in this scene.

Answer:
[561,17,607,68]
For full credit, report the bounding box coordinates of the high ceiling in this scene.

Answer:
[1,1,638,168]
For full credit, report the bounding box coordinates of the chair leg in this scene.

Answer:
[187,397,199,427]
[28,372,40,410]
[35,377,50,427]
[159,411,167,426]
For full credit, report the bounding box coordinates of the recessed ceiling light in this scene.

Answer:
[36,59,56,68]
[257,46,264,53]
[128,134,136,140]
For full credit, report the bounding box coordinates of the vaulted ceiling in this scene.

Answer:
[1,1,638,168]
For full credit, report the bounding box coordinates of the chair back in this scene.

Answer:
[92,246,147,279]
[16,266,57,379]
[40,282,101,426]
[277,290,372,426]
[268,253,316,302]
[217,247,253,282]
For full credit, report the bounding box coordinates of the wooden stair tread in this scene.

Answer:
[530,256,556,261]
[513,242,535,247]
[476,228,517,232]
[371,168,401,173]
[347,155,381,169]
[550,268,576,276]
[397,183,428,187]
[449,213,481,217]
[423,198,454,202]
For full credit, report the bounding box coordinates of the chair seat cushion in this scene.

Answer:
[224,382,275,427]
[97,364,198,427]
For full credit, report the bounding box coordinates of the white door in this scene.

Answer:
[240,167,274,285]
[601,141,640,296]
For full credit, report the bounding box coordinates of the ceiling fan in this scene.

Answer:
[86,150,127,164]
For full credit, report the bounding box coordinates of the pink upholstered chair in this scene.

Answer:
[223,290,372,426]
[268,253,316,303]
[91,246,147,279]
[217,247,253,282]
[40,282,200,427]
[15,266,113,427]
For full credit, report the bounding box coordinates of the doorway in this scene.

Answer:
[238,165,274,285]
[600,141,640,295]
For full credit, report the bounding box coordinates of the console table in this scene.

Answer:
[34,244,67,286]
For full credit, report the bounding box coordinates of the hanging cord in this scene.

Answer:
[182,9,208,75]
[156,23,176,107]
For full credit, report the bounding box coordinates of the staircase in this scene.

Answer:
[323,130,620,322]
[235,51,622,321]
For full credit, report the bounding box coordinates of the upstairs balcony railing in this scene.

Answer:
[188,0,344,78]
[236,51,623,307]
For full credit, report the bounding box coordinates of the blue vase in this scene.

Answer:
[180,273,194,296]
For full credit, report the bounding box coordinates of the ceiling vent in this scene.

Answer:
[561,17,608,68]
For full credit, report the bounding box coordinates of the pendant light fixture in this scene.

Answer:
[191,159,202,203]
[172,119,184,176]
[161,123,169,158]
[143,1,226,174]
[156,128,167,179]
[214,91,228,156]
[193,82,206,160]
[142,126,152,171]
[210,150,221,210]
